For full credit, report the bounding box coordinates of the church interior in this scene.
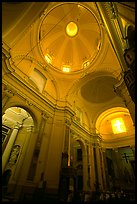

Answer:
[2,2,135,202]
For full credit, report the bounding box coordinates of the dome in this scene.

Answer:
[39,3,101,74]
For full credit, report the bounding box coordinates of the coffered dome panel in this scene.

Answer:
[39,3,101,74]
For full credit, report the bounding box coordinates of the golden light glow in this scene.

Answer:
[83,60,90,68]
[62,66,70,72]
[66,22,78,37]
[111,118,126,134]
[45,54,52,64]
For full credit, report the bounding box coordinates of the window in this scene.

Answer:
[111,118,126,134]
[75,107,83,124]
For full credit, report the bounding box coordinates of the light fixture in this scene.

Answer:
[45,54,52,64]
[82,60,90,68]
[66,21,78,37]
[62,65,70,73]
[111,118,126,134]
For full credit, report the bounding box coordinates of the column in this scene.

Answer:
[92,143,99,191]
[99,148,107,190]
[27,112,48,181]
[82,142,89,192]
[89,144,96,191]
[36,112,49,149]
[102,148,108,190]
[95,145,104,191]
[112,148,124,188]
[14,126,34,183]
[64,119,71,157]
[2,123,21,174]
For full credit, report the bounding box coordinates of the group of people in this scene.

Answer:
[66,189,135,202]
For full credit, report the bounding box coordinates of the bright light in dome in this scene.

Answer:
[62,66,70,72]
[111,118,126,134]
[66,22,78,37]
[45,54,52,64]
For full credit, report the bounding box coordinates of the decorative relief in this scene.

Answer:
[107,2,118,19]
[7,145,20,168]
[4,88,15,98]
[26,126,34,132]
[26,99,33,106]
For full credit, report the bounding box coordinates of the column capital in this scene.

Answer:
[113,147,119,152]
[70,129,75,134]
[102,148,106,152]
[26,126,34,132]
[14,122,22,129]
[4,89,15,98]
[65,118,71,126]
[41,111,49,120]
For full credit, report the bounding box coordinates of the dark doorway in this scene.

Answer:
[77,175,83,191]
[2,169,12,186]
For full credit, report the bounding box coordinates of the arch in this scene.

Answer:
[95,107,134,146]
[3,104,38,130]
[95,106,131,134]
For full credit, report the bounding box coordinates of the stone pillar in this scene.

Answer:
[28,112,49,181]
[95,145,104,191]
[102,148,108,190]
[64,119,71,162]
[99,148,107,190]
[112,148,124,188]
[14,125,34,182]
[36,112,49,149]
[2,123,21,174]
[69,130,75,167]
[89,144,96,191]
[92,143,99,191]
[82,142,89,192]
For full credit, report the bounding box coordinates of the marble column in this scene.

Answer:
[2,123,21,174]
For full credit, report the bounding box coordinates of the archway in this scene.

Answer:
[2,106,34,176]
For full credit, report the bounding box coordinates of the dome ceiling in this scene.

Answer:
[80,76,117,103]
[39,3,101,74]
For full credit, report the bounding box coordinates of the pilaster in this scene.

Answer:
[2,123,22,174]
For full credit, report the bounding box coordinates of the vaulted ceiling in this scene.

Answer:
[2,2,135,137]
